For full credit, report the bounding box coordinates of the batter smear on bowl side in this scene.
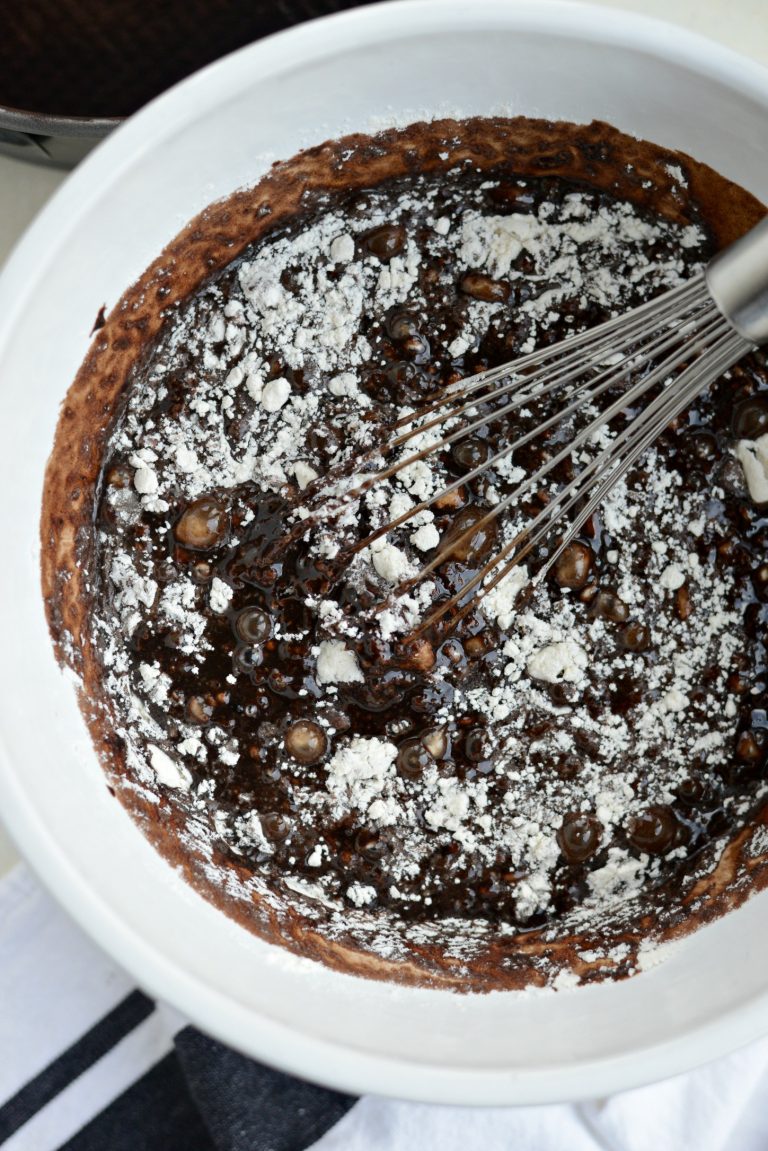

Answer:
[42,118,768,989]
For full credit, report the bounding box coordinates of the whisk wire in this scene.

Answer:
[390,274,710,435]
[389,279,713,454]
[289,258,760,633]
[394,275,708,417]
[345,284,719,556]
[378,304,732,583]
[535,329,747,580]
[413,324,747,635]
[291,277,714,552]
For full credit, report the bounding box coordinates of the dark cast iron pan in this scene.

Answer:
[0,0,378,168]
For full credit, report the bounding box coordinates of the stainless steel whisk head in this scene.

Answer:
[302,215,768,633]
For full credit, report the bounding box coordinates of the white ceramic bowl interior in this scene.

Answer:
[2,0,768,1106]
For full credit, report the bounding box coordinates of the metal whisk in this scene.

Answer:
[304,215,768,632]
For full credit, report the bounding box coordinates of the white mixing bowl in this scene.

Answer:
[2,0,768,1106]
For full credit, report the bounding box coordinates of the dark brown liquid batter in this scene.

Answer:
[92,163,768,943]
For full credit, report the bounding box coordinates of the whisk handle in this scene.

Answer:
[706,214,768,345]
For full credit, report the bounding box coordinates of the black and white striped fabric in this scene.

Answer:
[4,866,768,1151]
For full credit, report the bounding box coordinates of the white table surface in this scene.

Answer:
[1,0,766,878]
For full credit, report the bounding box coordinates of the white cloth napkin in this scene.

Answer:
[3,863,768,1151]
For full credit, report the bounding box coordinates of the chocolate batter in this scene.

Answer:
[41,118,768,989]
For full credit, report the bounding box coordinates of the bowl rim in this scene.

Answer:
[4,0,768,1106]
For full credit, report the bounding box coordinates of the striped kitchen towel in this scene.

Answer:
[4,864,768,1151]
